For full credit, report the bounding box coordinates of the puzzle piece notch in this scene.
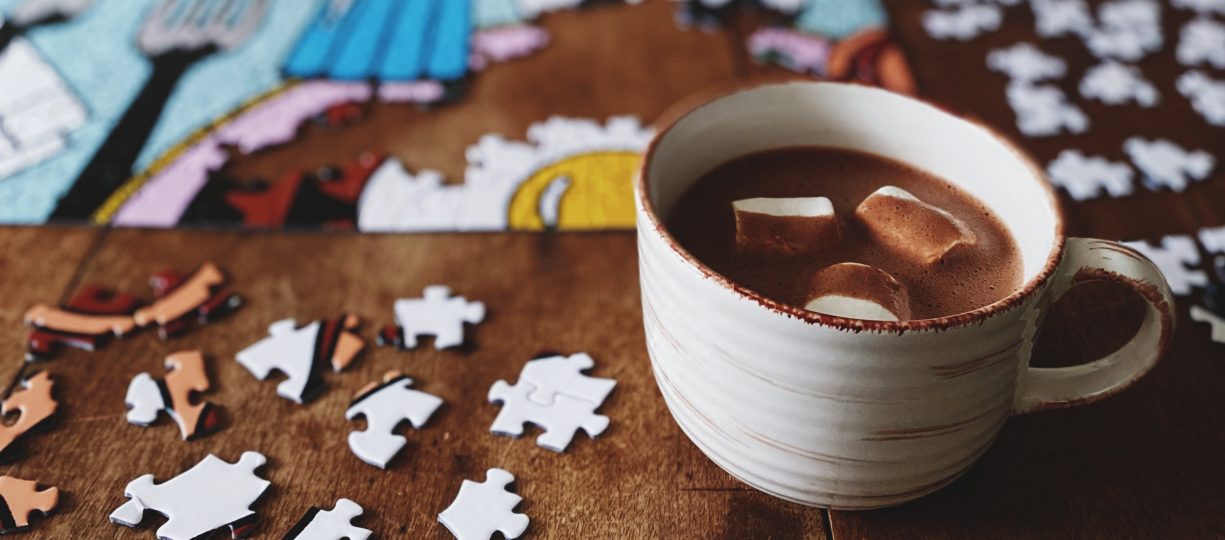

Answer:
[1191,305,1225,344]
[134,262,243,339]
[1122,236,1207,296]
[1046,149,1135,201]
[519,352,617,406]
[0,476,58,534]
[125,350,222,440]
[237,313,364,404]
[488,380,610,452]
[380,285,486,350]
[23,284,141,359]
[1123,137,1216,192]
[111,451,270,540]
[345,371,443,469]
[0,371,57,457]
[283,498,371,540]
[438,468,529,540]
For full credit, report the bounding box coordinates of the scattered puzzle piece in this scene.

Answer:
[1046,150,1135,200]
[1123,137,1216,192]
[345,371,443,469]
[0,371,56,457]
[1171,0,1225,14]
[125,350,222,441]
[110,452,270,540]
[1198,225,1225,254]
[237,314,364,404]
[1079,60,1159,107]
[1177,70,1225,127]
[283,498,371,540]
[378,285,485,350]
[133,262,242,339]
[23,284,141,359]
[1178,17,1225,69]
[1030,0,1093,38]
[986,43,1066,82]
[1006,82,1089,136]
[1191,305,1225,344]
[1085,0,1163,61]
[1122,236,1207,295]
[922,4,1002,40]
[438,468,528,540]
[518,352,616,406]
[0,476,58,534]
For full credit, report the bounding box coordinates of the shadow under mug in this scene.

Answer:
[635,81,1176,510]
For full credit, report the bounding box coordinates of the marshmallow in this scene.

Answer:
[804,263,912,321]
[733,197,842,257]
[855,186,977,266]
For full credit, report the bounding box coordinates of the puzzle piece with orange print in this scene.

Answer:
[0,476,59,534]
[135,262,242,339]
[23,283,142,360]
[126,350,223,441]
[0,371,57,457]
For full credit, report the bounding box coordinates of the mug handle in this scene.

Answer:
[1013,237,1177,415]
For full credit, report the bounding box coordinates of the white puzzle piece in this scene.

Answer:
[922,5,1002,40]
[518,353,617,406]
[1177,70,1225,127]
[986,43,1067,82]
[1084,0,1163,61]
[284,498,372,540]
[1178,18,1225,68]
[488,380,610,452]
[438,468,528,540]
[1191,305,1225,343]
[1122,236,1208,295]
[345,371,443,469]
[110,452,270,540]
[1198,225,1225,254]
[1079,60,1158,106]
[389,285,486,350]
[1029,0,1093,38]
[237,315,364,404]
[1123,137,1216,192]
[1006,82,1089,136]
[1171,0,1225,14]
[1046,150,1135,200]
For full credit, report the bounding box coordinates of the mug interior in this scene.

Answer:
[642,82,1062,323]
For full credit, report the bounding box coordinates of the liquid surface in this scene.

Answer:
[666,147,1024,320]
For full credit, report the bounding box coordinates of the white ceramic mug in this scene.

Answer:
[635,82,1176,510]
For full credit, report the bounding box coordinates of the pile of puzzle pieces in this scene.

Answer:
[13,266,617,538]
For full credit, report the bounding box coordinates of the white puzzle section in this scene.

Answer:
[1122,235,1207,296]
[1079,60,1159,107]
[1177,17,1225,68]
[1171,0,1225,15]
[236,318,326,403]
[986,43,1067,82]
[922,4,1003,40]
[1177,71,1225,127]
[1030,0,1094,38]
[1046,149,1135,200]
[438,468,529,540]
[1123,137,1216,192]
[1006,82,1089,136]
[124,372,166,427]
[488,353,616,452]
[1083,0,1163,61]
[110,452,270,540]
[393,285,485,350]
[285,499,371,540]
[345,372,443,469]
[0,36,87,179]
[1190,305,1225,344]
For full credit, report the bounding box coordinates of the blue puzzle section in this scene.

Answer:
[283,0,473,82]
[795,0,888,40]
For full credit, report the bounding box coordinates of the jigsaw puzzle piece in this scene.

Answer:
[519,353,616,406]
[488,380,609,452]
[23,284,141,359]
[237,314,364,404]
[1191,305,1225,343]
[111,452,270,540]
[381,285,486,350]
[283,498,371,540]
[0,371,56,456]
[438,468,528,540]
[345,371,442,468]
[134,262,242,339]
[1046,149,1135,200]
[1122,235,1208,295]
[125,350,222,440]
[1124,137,1216,192]
[0,476,58,534]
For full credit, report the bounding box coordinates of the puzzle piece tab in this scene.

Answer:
[1122,235,1207,295]
[345,371,442,469]
[379,285,485,350]
[0,371,56,457]
[110,452,270,540]
[0,476,58,534]
[284,498,371,540]
[519,352,616,406]
[1123,137,1216,192]
[23,284,141,359]
[133,262,242,339]
[125,350,222,440]
[438,468,528,540]
[1047,149,1135,201]
[237,314,364,404]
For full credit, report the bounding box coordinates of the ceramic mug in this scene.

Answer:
[635,82,1175,510]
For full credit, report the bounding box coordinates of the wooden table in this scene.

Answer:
[3,1,1223,538]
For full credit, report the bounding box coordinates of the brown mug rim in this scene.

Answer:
[637,80,1067,333]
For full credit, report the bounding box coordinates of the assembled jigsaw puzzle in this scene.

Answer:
[488,353,615,452]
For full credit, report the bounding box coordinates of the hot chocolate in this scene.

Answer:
[666,146,1023,320]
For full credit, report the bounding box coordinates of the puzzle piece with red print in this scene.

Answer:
[126,350,223,441]
[238,314,365,404]
[134,262,242,339]
[23,284,141,360]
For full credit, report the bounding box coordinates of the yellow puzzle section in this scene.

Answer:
[508,151,642,231]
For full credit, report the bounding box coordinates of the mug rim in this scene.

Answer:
[638,80,1067,333]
